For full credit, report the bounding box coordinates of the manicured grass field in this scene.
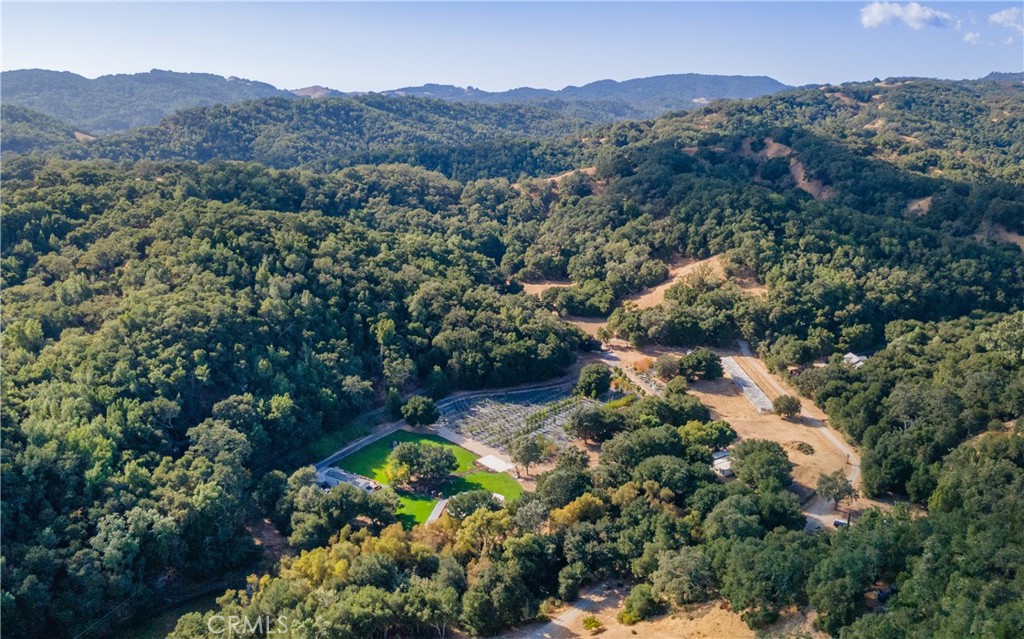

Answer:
[447,470,524,500]
[395,492,438,529]
[337,430,478,481]
[336,431,523,526]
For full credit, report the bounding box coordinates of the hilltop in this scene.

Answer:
[1,69,790,135]
[385,73,792,120]
[1,68,295,133]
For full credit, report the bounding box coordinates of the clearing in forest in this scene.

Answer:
[623,256,727,310]
[498,582,816,639]
[334,431,522,527]
[739,136,834,200]
[521,253,765,328]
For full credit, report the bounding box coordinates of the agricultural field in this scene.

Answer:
[436,383,592,453]
[334,431,522,527]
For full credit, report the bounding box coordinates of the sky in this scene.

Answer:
[2,2,1022,91]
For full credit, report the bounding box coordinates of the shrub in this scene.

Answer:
[795,441,814,455]
[558,561,587,601]
[772,395,802,418]
[653,355,681,380]
[618,584,663,625]
[575,364,612,398]
[402,395,440,426]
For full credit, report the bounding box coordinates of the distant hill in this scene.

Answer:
[385,73,793,120]
[63,94,590,179]
[1,69,296,134]
[979,71,1024,83]
[0,105,77,154]
[0,70,790,135]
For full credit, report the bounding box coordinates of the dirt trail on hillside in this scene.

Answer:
[623,256,727,309]
[992,224,1024,251]
[521,254,764,322]
[739,137,833,201]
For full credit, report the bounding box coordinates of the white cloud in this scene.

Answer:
[989,7,1024,34]
[963,31,981,45]
[1005,37,1016,45]
[860,2,956,30]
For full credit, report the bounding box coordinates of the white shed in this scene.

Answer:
[476,454,513,473]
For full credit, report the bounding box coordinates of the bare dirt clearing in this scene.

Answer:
[983,224,1024,251]
[824,90,862,109]
[499,584,826,639]
[546,166,597,183]
[623,256,727,309]
[522,254,882,528]
[688,375,844,497]
[499,586,755,639]
[594,339,885,528]
[907,196,932,216]
[520,280,572,296]
[522,254,764,321]
[247,516,293,567]
[515,167,604,193]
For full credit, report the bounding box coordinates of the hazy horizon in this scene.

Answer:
[2,65,1020,94]
[3,2,1022,93]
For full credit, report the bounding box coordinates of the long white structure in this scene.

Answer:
[475,454,513,473]
[722,356,774,414]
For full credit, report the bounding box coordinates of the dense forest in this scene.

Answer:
[0,104,78,154]
[3,95,590,181]
[2,74,1022,638]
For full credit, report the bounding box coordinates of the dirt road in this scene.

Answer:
[590,337,879,530]
[500,584,625,639]
[733,341,875,529]
[498,583,758,639]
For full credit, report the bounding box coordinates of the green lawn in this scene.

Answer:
[335,431,524,527]
[303,416,375,460]
[337,431,478,481]
[396,491,438,529]
[447,470,524,500]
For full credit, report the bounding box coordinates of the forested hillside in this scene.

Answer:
[1,69,295,134]
[1,158,589,636]
[56,95,589,180]
[0,104,77,153]
[2,74,1022,639]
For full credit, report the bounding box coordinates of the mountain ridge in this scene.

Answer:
[2,69,792,133]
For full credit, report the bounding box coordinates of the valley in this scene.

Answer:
[2,50,1022,639]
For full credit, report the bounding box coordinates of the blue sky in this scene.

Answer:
[2,2,1021,91]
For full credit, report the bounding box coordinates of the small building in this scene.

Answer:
[475,454,513,473]
[317,467,380,492]
[711,450,734,477]
[843,353,868,368]
[787,365,804,377]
